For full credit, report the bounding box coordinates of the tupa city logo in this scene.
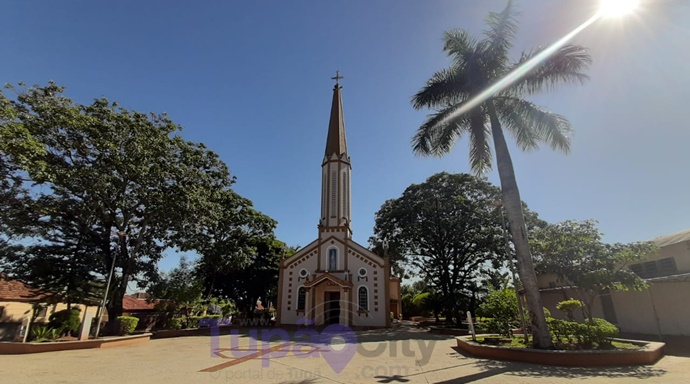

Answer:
[204,317,436,375]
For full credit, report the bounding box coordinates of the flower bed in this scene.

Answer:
[0,333,151,354]
[456,336,664,366]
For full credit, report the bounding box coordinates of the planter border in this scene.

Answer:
[456,336,664,366]
[0,333,151,354]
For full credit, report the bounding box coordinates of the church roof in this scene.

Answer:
[324,84,348,157]
[304,272,353,288]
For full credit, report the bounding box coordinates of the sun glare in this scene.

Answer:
[599,0,640,17]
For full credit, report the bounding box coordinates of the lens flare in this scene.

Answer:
[599,0,640,17]
[443,14,599,125]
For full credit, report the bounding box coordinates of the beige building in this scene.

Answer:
[538,228,690,337]
[0,275,98,341]
[276,77,401,328]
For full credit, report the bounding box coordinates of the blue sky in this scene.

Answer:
[3,0,689,272]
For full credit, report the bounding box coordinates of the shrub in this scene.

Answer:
[185,316,199,329]
[584,318,619,347]
[48,309,82,336]
[30,325,59,342]
[547,317,619,348]
[117,316,139,335]
[477,289,518,337]
[556,299,583,321]
[166,318,182,330]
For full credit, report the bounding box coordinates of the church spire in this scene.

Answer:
[320,71,352,238]
[325,70,348,157]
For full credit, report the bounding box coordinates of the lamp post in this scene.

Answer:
[93,231,125,339]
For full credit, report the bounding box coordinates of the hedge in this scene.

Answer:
[117,316,139,335]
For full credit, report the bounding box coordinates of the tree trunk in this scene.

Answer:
[487,101,553,349]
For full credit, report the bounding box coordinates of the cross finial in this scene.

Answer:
[331,70,343,87]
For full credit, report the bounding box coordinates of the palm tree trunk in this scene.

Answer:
[487,101,553,349]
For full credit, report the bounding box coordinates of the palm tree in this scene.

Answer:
[411,1,591,349]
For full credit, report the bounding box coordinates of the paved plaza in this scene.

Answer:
[2,325,689,384]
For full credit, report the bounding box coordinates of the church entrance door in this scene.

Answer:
[324,292,341,325]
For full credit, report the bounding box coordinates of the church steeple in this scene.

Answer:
[320,71,352,238]
[325,71,348,157]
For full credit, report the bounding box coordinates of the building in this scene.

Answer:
[122,292,163,331]
[276,77,401,328]
[0,274,98,341]
[538,228,690,337]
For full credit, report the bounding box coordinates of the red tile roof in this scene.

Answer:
[0,275,50,302]
[122,294,158,311]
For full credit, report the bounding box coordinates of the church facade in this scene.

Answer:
[276,78,401,328]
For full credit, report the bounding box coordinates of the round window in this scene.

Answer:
[358,268,367,277]
[299,269,309,278]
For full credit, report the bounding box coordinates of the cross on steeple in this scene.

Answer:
[331,70,343,87]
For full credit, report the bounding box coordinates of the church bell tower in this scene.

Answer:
[319,71,352,239]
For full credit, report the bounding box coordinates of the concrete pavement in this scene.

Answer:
[1,325,688,384]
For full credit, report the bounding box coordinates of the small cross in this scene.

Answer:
[331,70,344,86]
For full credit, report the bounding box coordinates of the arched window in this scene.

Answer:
[297,287,306,311]
[328,248,337,270]
[358,286,368,311]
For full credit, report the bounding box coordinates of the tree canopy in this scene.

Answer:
[371,172,508,324]
[530,219,657,320]
[0,82,277,330]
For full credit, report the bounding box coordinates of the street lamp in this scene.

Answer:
[93,231,126,339]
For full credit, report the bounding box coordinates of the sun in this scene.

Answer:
[599,0,641,17]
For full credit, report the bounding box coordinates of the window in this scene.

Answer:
[299,269,309,278]
[322,171,327,217]
[331,171,336,217]
[358,268,367,277]
[36,306,48,318]
[342,172,347,215]
[631,257,677,278]
[328,249,337,270]
[297,287,306,311]
[358,286,368,311]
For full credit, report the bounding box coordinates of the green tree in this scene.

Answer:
[0,82,276,333]
[371,173,505,325]
[530,220,657,321]
[410,1,591,348]
[203,239,296,314]
[148,257,205,319]
[185,188,278,297]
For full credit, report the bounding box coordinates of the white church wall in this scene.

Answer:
[348,251,387,327]
[280,245,319,325]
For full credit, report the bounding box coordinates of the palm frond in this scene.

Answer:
[411,67,469,110]
[468,108,492,174]
[443,29,478,60]
[495,97,572,153]
[508,44,592,95]
[483,0,519,71]
[411,104,471,157]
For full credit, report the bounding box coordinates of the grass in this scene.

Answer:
[473,336,641,351]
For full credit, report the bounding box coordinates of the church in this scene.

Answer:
[276,75,401,328]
